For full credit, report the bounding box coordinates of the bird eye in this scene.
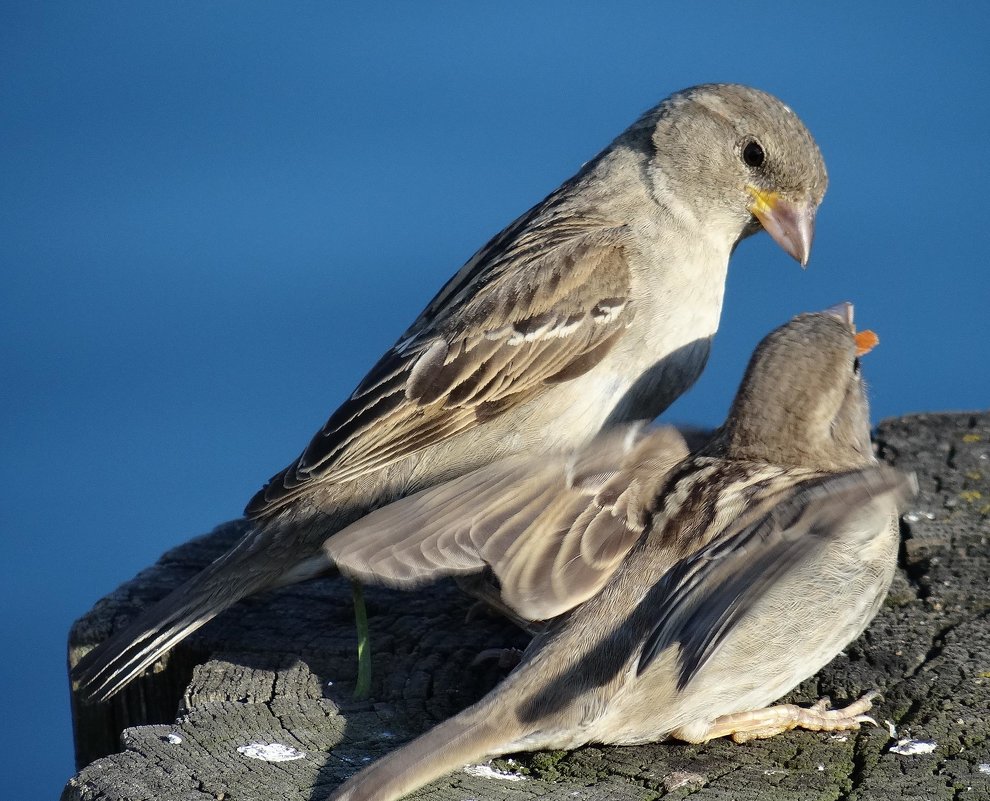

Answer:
[742,139,765,168]
[853,357,861,375]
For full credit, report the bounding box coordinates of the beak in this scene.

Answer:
[746,187,817,267]
[823,303,879,355]
[824,302,854,325]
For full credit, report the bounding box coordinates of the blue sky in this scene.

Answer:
[2,3,988,795]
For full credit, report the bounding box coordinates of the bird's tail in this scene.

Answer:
[329,697,520,801]
[71,523,328,703]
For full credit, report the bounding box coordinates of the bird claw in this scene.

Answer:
[702,689,883,743]
[471,647,523,669]
[810,696,832,713]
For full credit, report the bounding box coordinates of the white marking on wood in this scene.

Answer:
[237,742,306,761]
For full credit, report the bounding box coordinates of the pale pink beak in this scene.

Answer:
[747,187,817,267]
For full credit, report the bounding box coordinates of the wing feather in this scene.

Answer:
[636,466,915,685]
[326,425,690,621]
[246,221,634,517]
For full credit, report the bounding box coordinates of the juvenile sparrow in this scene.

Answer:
[325,306,914,801]
[72,84,827,702]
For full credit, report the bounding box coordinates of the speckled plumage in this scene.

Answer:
[325,307,914,801]
[72,84,827,703]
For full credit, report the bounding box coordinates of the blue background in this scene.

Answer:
[2,3,987,794]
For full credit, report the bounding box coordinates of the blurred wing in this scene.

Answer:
[637,465,915,687]
[327,425,690,621]
[246,218,633,517]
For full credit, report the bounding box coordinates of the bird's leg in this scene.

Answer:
[458,573,546,634]
[675,691,879,743]
[455,574,541,669]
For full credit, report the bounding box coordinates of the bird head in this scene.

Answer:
[640,83,827,266]
[721,302,879,470]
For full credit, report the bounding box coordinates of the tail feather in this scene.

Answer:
[72,542,281,703]
[329,701,517,801]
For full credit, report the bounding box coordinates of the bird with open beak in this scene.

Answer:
[325,304,913,801]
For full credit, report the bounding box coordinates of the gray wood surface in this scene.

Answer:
[64,412,990,800]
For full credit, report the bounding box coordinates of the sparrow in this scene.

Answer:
[72,83,827,702]
[324,305,915,801]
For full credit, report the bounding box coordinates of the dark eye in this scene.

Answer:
[853,357,861,375]
[742,140,765,168]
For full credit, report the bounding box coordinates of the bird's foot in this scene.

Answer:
[471,647,524,669]
[683,691,880,743]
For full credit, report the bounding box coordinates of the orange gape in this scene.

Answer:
[855,330,879,356]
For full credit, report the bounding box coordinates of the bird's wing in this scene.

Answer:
[246,216,634,517]
[636,465,915,687]
[327,425,691,621]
